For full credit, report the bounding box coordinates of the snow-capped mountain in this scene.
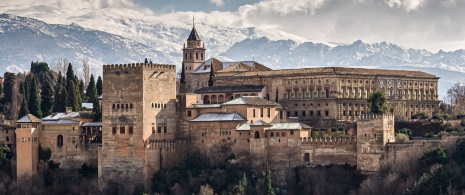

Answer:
[1,13,465,97]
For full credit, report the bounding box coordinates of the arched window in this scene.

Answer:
[189,53,192,59]
[152,103,154,108]
[196,53,199,60]
[57,135,63,147]
[201,53,204,60]
[270,132,274,137]
[130,103,133,109]
[254,131,260,139]
[281,132,285,137]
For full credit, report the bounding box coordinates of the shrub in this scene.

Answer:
[419,147,448,167]
[395,133,410,143]
[397,128,412,136]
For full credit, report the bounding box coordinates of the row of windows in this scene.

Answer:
[288,110,329,117]
[152,126,168,134]
[269,131,294,137]
[112,103,133,109]
[252,108,271,118]
[220,131,232,136]
[294,103,328,107]
[112,126,134,134]
[152,103,167,109]
[286,89,330,100]
[184,52,204,61]
[18,137,38,142]
[1,136,13,142]
[287,79,330,85]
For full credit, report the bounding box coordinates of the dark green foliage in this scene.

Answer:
[41,78,54,117]
[264,163,275,195]
[0,141,10,163]
[408,167,456,195]
[411,112,428,120]
[65,63,74,82]
[0,83,3,97]
[38,144,52,162]
[180,62,186,84]
[79,163,97,179]
[58,87,68,112]
[18,95,29,119]
[79,79,86,102]
[28,75,42,118]
[31,62,50,73]
[47,160,60,170]
[1,72,16,104]
[455,140,465,166]
[96,76,102,96]
[144,58,148,64]
[208,62,214,86]
[86,75,97,103]
[419,147,448,167]
[397,128,413,136]
[443,114,450,120]
[66,79,80,112]
[367,90,388,114]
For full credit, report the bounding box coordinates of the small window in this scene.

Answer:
[157,126,161,133]
[120,126,125,134]
[112,104,115,109]
[112,127,117,134]
[253,109,256,117]
[318,111,321,116]
[281,132,285,137]
[267,108,271,118]
[290,130,294,135]
[260,108,264,117]
[325,111,329,116]
[271,132,274,137]
[164,126,167,133]
[57,135,63,147]
[152,127,155,134]
[129,126,134,134]
[130,103,133,109]
[117,104,120,109]
[187,111,192,117]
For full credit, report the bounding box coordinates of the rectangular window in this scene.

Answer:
[164,126,167,133]
[187,111,192,117]
[325,89,329,98]
[260,108,264,117]
[287,91,290,100]
[290,130,294,135]
[280,111,283,119]
[365,89,368,98]
[294,111,298,117]
[302,111,306,117]
[318,89,321,99]
[343,110,346,116]
[325,111,329,116]
[266,93,270,100]
[267,108,271,117]
[318,111,321,116]
[295,90,298,99]
[287,111,290,117]
[310,111,314,116]
[112,127,117,134]
[359,89,362,98]
[253,109,256,117]
[157,126,161,133]
[310,90,314,99]
[129,126,134,134]
[304,153,310,161]
[353,88,357,98]
[342,88,345,98]
[120,126,125,134]
[303,90,306,99]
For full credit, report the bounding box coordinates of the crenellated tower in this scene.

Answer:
[183,17,206,73]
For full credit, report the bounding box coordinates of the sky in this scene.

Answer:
[1,0,464,52]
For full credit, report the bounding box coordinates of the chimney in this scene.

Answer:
[65,107,73,114]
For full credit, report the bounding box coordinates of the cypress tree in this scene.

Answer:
[28,76,42,118]
[66,63,74,82]
[144,58,148,64]
[0,83,3,97]
[79,79,86,102]
[66,79,80,112]
[264,163,275,195]
[41,78,54,117]
[180,62,186,84]
[208,62,214,86]
[18,95,29,118]
[53,83,64,112]
[59,86,68,112]
[86,75,97,103]
[1,72,16,104]
[96,76,102,96]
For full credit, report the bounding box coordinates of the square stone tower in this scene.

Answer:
[99,63,177,182]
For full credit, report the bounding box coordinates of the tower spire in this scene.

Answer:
[193,15,195,27]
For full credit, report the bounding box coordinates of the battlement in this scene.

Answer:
[301,136,357,145]
[103,63,176,73]
[357,114,394,121]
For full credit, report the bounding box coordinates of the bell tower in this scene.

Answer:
[183,16,206,73]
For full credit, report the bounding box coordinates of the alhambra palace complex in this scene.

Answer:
[3,24,444,183]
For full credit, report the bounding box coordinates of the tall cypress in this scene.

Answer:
[53,83,64,112]
[79,79,86,102]
[86,75,97,102]
[264,163,275,195]
[1,72,15,105]
[180,62,186,84]
[208,62,214,87]
[18,95,29,119]
[96,76,102,96]
[66,63,74,82]
[41,78,54,117]
[66,79,79,112]
[28,76,42,118]
[58,86,68,112]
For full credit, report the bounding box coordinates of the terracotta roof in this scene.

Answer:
[194,85,265,94]
[190,112,246,122]
[0,123,15,129]
[187,104,222,108]
[187,27,201,41]
[218,62,258,72]
[231,67,437,78]
[223,96,279,106]
[17,114,41,123]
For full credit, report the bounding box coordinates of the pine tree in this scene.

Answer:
[41,78,54,117]
[18,95,29,119]
[264,163,275,195]
[96,76,102,96]
[1,72,15,105]
[28,76,42,118]
[208,62,214,86]
[180,62,186,84]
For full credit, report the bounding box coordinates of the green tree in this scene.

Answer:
[18,95,29,118]
[419,147,448,167]
[86,75,97,103]
[28,75,42,118]
[79,79,86,102]
[96,76,102,96]
[66,79,79,112]
[41,78,54,117]
[180,62,186,84]
[66,63,75,82]
[208,62,214,86]
[1,72,16,104]
[0,141,10,163]
[397,128,412,136]
[367,90,388,114]
[395,133,409,143]
[53,81,65,112]
[58,86,68,112]
[264,163,275,195]
[38,144,52,162]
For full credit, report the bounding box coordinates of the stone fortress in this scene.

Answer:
[8,22,441,183]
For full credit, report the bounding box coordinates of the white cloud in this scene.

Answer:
[210,0,225,7]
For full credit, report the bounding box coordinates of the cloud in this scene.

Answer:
[210,0,225,7]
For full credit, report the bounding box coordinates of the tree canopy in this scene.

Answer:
[367,90,388,114]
